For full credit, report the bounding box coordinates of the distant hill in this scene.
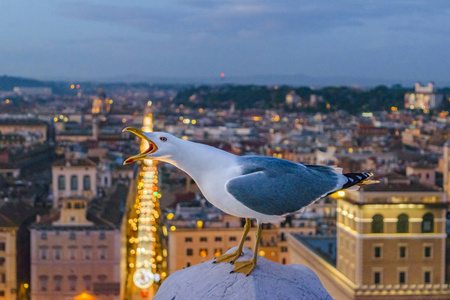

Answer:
[0,75,47,91]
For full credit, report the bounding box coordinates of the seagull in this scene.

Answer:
[123,127,377,275]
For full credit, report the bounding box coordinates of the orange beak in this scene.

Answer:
[122,127,158,164]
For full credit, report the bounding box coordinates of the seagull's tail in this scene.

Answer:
[341,172,379,191]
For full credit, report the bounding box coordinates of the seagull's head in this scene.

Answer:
[122,127,179,165]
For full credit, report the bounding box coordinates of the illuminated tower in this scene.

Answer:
[125,101,168,299]
[92,87,112,114]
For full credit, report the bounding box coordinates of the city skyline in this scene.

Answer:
[1,1,450,85]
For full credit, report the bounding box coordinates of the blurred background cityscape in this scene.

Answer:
[1,1,450,300]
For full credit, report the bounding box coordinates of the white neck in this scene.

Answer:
[160,139,237,181]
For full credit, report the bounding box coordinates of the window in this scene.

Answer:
[0,291,4,296]
[69,232,76,240]
[374,272,380,284]
[70,175,78,191]
[424,271,431,284]
[97,275,107,283]
[58,175,65,190]
[83,175,91,191]
[199,249,208,257]
[69,246,77,260]
[371,214,384,233]
[422,213,434,233]
[399,246,407,258]
[399,272,406,284]
[397,214,409,233]
[186,262,191,267]
[282,258,286,264]
[54,275,62,291]
[215,237,222,242]
[0,243,5,251]
[54,247,62,260]
[39,275,48,291]
[83,275,92,290]
[0,273,5,283]
[39,247,48,260]
[41,231,47,240]
[245,236,251,241]
[214,248,222,256]
[281,247,288,252]
[0,258,5,266]
[68,275,77,291]
[374,246,382,258]
[186,249,193,256]
[83,246,92,260]
[98,246,107,260]
[99,231,106,240]
[424,246,432,258]
[229,236,236,242]
[200,237,207,242]
[185,237,192,242]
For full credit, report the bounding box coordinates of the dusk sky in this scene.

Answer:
[1,0,450,84]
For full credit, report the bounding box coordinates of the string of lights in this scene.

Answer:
[126,104,167,298]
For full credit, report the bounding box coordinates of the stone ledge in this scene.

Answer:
[155,247,332,300]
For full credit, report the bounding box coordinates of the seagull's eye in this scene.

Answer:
[160,137,167,142]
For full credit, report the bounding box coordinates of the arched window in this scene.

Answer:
[58,175,65,190]
[70,175,78,191]
[372,214,384,233]
[83,175,91,191]
[422,213,434,233]
[397,214,409,233]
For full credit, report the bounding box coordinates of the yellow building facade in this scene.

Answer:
[0,216,18,300]
[167,218,316,274]
[289,174,450,299]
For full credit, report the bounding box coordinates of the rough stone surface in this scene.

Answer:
[154,247,333,300]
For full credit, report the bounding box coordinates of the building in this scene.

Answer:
[288,174,449,299]
[406,163,436,186]
[0,214,18,300]
[92,88,111,114]
[51,158,97,208]
[13,87,52,97]
[0,119,48,143]
[404,82,443,110]
[30,198,121,300]
[167,200,316,274]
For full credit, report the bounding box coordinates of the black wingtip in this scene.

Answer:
[342,172,373,189]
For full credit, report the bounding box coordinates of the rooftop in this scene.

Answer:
[52,157,97,167]
[292,235,336,266]
[30,209,116,230]
[0,119,48,127]
[360,173,441,192]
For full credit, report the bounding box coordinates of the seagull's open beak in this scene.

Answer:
[122,127,158,165]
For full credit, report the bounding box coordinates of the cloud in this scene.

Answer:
[55,0,450,39]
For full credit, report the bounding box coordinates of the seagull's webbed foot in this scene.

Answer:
[213,250,242,264]
[230,259,256,276]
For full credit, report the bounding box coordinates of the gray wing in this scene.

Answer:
[226,156,341,216]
